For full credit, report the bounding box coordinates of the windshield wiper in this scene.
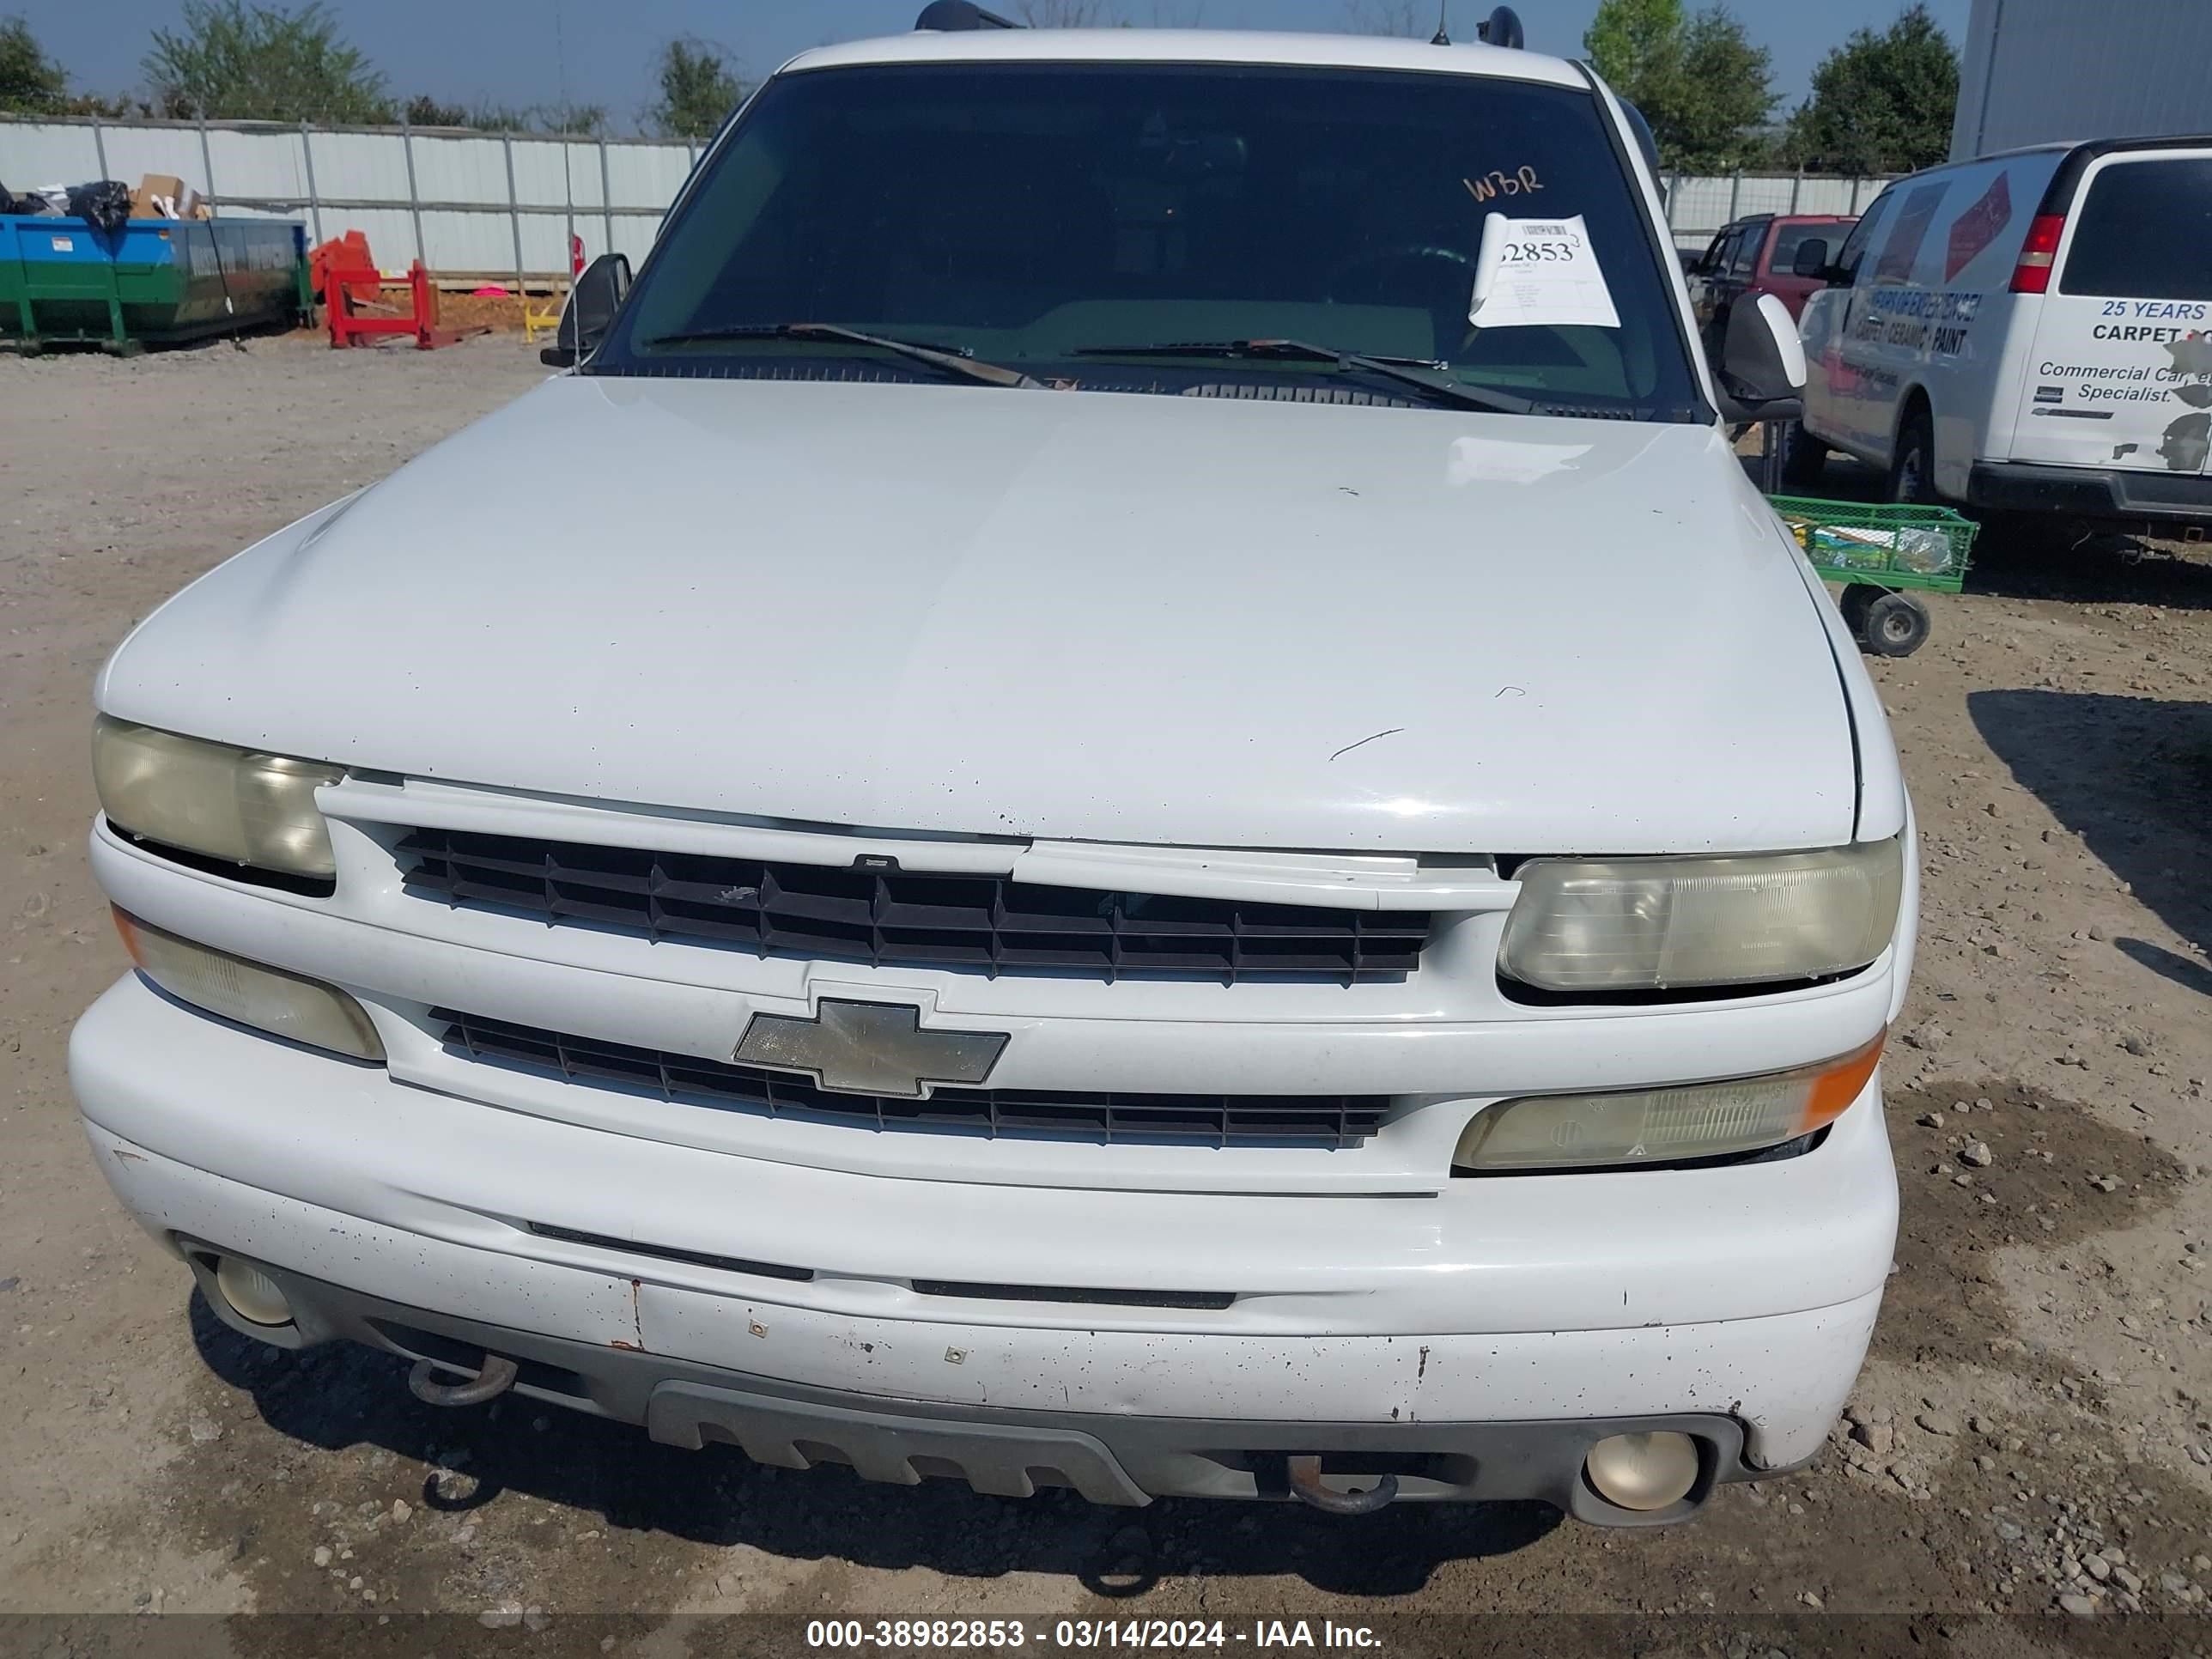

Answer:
[1069,338,1533,415]
[641,322,1040,388]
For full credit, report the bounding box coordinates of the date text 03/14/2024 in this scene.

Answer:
[805,1620,1384,1650]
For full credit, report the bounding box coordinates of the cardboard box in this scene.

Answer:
[129,173,187,220]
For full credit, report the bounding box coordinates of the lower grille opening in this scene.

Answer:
[909,1279,1236,1311]
[1224,1449,1482,1494]
[526,1222,815,1283]
[435,1008,1388,1150]
[368,1320,589,1399]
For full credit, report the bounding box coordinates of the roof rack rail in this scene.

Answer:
[915,2,1022,28]
[1476,7,1525,48]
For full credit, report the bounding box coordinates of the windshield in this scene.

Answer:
[594,60,1704,419]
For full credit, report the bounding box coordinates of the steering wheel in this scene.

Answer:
[1325,243,1475,305]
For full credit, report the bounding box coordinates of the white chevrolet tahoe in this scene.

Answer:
[71,9,1913,1525]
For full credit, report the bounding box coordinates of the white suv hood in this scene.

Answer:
[100,377,1856,855]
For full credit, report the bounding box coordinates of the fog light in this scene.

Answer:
[1583,1431,1700,1510]
[215,1256,293,1328]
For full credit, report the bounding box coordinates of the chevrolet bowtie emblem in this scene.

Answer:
[733,1000,1008,1099]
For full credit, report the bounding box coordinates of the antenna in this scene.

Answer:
[556,9,576,305]
[1432,3,1450,46]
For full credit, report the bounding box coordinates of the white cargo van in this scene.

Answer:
[1788,137,2212,539]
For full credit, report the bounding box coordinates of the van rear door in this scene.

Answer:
[2009,150,2212,477]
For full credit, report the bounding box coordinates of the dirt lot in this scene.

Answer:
[2,336,2209,1657]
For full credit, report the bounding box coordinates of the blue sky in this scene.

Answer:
[19,0,1972,135]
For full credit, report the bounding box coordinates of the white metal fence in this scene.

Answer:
[0,115,701,282]
[3,114,1899,279]
[1661,170,1899,249]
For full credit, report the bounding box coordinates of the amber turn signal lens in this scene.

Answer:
[1454,1033,1886,1172]
[112,908,385,1062]
[1799,1036,1885,1135]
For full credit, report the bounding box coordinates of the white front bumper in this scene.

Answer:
[73,973,1893,1470]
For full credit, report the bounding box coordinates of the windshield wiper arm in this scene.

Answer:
[1070,337,1532,415]
[642,322,1040,388]
[1073,338,1446,367]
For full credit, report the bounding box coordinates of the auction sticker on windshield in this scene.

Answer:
[1468,213,1620,331]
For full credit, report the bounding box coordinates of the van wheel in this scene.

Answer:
[1860,591,1931,657]
[1779,422,1826,487]
[1889,409,1936,504]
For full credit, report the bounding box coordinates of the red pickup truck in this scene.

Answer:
[1686,213,1857,348]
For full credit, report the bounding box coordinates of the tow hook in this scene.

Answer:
[406,1353,520,1407]
[1285,1455,1399,1515]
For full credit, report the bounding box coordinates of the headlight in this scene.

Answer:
[1498,838,1904,993]
[94,716,343,880]
[113,908,385,1061]
[1452,1037,1881,1172]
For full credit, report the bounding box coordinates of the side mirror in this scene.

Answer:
[1718,292,1807,421]
[540,252,631,368]
[1790,238,1832,280]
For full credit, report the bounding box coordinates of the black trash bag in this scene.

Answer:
[65,179,133,233]
[0,180,18,216]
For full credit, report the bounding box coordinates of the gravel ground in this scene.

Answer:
[2,336,2209,1656]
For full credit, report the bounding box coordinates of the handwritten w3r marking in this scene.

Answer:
[1465,167,1543,203]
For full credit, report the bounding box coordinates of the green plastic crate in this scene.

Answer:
[1767,495,1978,593]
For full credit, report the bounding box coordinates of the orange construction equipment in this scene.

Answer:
[307,231,381,307]
[325,260,490,350]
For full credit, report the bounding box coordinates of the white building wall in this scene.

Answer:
[1952,0,2212,161]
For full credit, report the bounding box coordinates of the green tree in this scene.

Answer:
[0,15,69,112]
[143,0,393,123]
[404,94,608,135]
[403,93,471,127]
[67,90,157,117]
[647,38,741,141]
[1664,8,1778,172]
[1585,0,1775,173]
[1584,0,1684,111]
[1783,3,1959,174]
[532,100,607,137]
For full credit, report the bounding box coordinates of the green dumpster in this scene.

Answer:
[0,216,310,355]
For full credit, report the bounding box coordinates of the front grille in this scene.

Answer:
[398,829,1427,987]
[435,1009,1389,1149]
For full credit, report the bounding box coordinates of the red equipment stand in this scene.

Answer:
[325,261,490,350]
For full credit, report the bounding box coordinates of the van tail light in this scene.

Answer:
[2009,213,2066,294]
